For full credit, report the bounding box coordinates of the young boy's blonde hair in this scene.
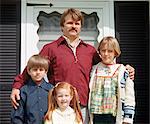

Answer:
[98,36,121,58]
[27,54,49,71]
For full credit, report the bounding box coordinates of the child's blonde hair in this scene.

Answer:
[98,36,121,58]
[27,54,49,71]
[44,82,83,123]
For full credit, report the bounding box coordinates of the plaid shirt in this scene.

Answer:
[90,63,119,116]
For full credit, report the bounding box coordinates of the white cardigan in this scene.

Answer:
[88,63,135,124]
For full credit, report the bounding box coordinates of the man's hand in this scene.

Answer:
[125,64,135,80]
[10,88,20,109]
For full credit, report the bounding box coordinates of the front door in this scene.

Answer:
[22,1,115,71]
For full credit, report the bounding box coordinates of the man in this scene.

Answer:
[11,8,135,124]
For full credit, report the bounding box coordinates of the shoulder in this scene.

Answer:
[20,83,28,92]
[41,36,65,55]
[84,42,96,50]
[119,64,129,73]
[42,40,58,49]
[19,84,29,99]
[43,36,64,48]
[46,82,54,89]
[43,80,54,90]
[92,63,99,69]
[117,64,131,81]
[86,43,95,49]
[20,80,36,94]
[44,119,52,124]
[90,63,100,75]
[80,40,96,49]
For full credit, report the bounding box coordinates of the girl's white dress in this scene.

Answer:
[44,106,82,124]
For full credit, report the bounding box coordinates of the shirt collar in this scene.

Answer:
[63,35,80,47]
[27,79,51,91]
[57,36,87,47]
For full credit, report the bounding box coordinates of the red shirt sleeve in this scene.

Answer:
[92,49,101,65]
[12,68,28,89]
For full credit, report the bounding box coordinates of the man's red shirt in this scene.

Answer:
[13,36,100,106]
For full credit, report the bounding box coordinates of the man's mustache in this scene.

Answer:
[69,27,77,32]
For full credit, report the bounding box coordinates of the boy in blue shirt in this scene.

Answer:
[11,54,53,124]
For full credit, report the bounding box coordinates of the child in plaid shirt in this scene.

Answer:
[88,36,135,124]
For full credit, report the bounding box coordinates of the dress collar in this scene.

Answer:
[55,106,74,115]
[96,62,121,77]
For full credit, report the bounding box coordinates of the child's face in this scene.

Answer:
[99,44,116,64]
[27,67,47,84]
[55,88,73,112]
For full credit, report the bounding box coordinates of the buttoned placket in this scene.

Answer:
[64,36,80,63]
[71,46,78,63]
[37,85,42,100]
[37,86,43,119]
